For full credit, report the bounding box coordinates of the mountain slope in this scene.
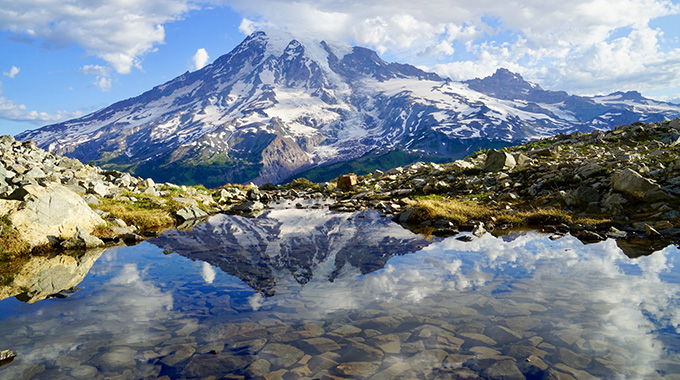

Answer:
[17,29,680,186]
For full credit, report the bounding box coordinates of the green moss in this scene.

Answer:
[0,216,30,259]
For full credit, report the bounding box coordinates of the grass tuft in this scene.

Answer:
[0,216,30,259]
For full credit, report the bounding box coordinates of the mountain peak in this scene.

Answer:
[15,30,680,187]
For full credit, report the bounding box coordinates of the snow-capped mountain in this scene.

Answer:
[16,29,680,186]
[149,205,430,297]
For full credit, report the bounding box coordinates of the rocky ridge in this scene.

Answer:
[318,118,680,245]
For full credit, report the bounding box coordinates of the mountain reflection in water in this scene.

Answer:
[149,205,431,297]
[0,203,679,379]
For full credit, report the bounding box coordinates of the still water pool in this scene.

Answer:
[1,201,679,379]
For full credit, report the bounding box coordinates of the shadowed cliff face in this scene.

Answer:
[148,202,432,296]
[0,248,104,303]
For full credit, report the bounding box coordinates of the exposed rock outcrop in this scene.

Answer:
[7,184,105,248]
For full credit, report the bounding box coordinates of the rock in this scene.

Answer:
[577,230,605,243]
[485,149,516,172]
[231,201,265,213]
[335,361,380,377]
[98,346,136,371]
[81,194,102,206]
[337,173,358,191]
[432,228,458,237]
[246,358,272,377]
[0,349,16,362]
[182,354,256,377]
[172,197,198,206]
[576,186,600,204]
[24,166,46,180]
[260,343,305,368]
[88,182,108,197]
[396,207,419,223]
[472,223,486,238]
[514,153,533,166]
[175,205,209,222]
[160,343,196,366]
[70,365,99,379]
[299,337,341,354]
[605,227,627,239]
[481,360,525,380]
[602,192,628,215]
[557,348,591,369]
[610,168,668,202]
[61,226,104,249]
[451,160,475,170]
[341,340,384,362]
[8,184,106,248]
[137,177,155,190]
[645,224,661,237]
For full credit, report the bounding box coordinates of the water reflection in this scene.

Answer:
[149,204,431,296]
[0,248,104,303]
[0,205,678,379]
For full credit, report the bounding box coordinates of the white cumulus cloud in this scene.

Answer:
[223,0,680,95]
[0,0,197,74]
[0,80,84,124]
[79,64,112,91]
[3,66,20,78]
[191,48,210,71]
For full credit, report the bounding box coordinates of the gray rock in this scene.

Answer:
[81,194,102,206]
[611,168,668,202]
[602,192,628,215]
[576,186,600,204]
[24,166,46,179]
[61,226,104,249]
[451,159,475,171]
[472,223,487,238]
[245,359,271,377]
[0,349,16,361]
[98,346,136,371]
[172,197,198,206]
[481,360,525,380]
[335,361,380,377]
[299,337,341,354]
[485,149,516,172]
[175,205,209,222]
[8,184,106,248]
[259,343,304,368]
[70,365,99,379]
[514,153,533,166]
[606,227,627,239]
[231,201,264,213]
[88,182,108,197]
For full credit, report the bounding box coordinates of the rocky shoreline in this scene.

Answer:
[2,118,680,259]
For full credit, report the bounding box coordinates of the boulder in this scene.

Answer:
[175,205,209,222]
[61,226,104,250]
[7,184,106,248]
[611,168,668,202]
[231,201,265,213]
[484,150,516,172]
[0,349,16,362]
[337,173,359,191]
[451,160,475,171]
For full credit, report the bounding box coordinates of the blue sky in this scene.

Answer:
[2,0,680,136]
